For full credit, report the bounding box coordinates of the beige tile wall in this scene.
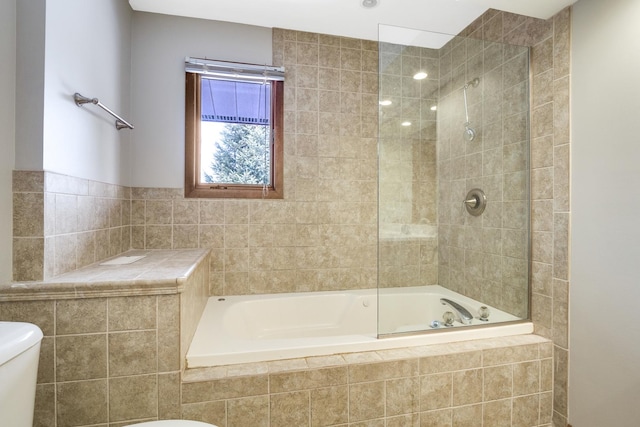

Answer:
[180,251,211,371]
[378,237,438,288]
[458,8,571,426]
[129,30,380,296]
[378,43,439,228]
[0,295,181,426]
[378,42,440,288]
[435,30,530,319]
[12,171,131,282]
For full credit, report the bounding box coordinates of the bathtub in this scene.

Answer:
[186,285,533,367]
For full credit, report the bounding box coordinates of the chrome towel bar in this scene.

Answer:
[73,93,134,130]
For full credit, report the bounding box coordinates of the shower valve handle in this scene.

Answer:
[463,188,487,216]
[463,197,479,207]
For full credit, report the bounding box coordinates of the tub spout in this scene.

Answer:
[440,298,473,325]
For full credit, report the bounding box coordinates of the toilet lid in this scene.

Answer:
[127,421,217,427]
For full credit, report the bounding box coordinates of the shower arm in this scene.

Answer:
[463,85,471,125]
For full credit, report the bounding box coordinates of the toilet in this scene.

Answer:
[0,321,216,427]
[0,321,44,427]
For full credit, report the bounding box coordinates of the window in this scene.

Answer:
[185,58,285,198]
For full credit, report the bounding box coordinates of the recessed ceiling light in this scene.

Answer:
[413,71,428,80]
[379,100,392,106]
[430,105,437,111]
[401,121,412,126]
[362,0,378,8]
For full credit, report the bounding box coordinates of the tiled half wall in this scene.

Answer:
[0,251,210,427]
[12,170,131,281]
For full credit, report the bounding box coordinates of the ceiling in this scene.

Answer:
[129,0,577,43]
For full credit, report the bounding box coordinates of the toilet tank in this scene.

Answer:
[0,321,43,427]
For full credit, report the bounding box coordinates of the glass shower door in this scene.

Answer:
[377,24,530,336]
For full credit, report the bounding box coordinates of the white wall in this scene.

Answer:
[130,13,272,188]
[15,0,45,172]
[0,0,16,282]
[570,0,640,425]
[42,0,132,184]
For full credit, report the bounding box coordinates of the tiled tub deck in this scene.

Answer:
[181,334,553,427]
[0,249,552,426]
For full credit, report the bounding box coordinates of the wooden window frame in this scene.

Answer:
[184,72,284,199]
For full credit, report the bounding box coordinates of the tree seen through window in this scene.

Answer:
[202,123,270,185]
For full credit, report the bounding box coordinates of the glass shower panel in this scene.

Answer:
[377,25,530,336]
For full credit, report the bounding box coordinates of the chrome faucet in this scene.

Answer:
[440,298,473,325]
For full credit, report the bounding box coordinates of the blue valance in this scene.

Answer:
[201,78,271,125]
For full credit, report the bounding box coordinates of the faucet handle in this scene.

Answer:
[478,306,490,321]
[442,311,455,327]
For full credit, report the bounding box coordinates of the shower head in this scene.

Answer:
[464,124,476,141]
[464,77,480,89]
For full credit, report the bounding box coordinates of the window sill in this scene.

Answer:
[184,184,283,199]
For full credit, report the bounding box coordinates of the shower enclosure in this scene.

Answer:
[377,25,531,335]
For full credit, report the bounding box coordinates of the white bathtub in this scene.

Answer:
[186,285,533,367]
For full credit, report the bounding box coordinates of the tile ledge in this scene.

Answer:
[0,248,210,301]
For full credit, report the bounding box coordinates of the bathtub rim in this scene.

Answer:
[376,318,533,340]
[188,320,534,368]
[186,285,533,368]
